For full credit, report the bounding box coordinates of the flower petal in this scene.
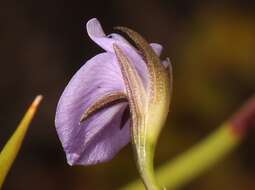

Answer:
[55,52,130,165]
[162,57,171,68]
[87,18,131,53]
[150,44,171,68]
[107,33,132,45]
[66,103,130,165]
[150,43,163,56]
[113,44,147,149]
[87,18,150,89]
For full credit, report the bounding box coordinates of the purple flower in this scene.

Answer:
[55,18,172,189]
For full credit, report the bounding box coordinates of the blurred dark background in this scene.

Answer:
[0,0,255,189]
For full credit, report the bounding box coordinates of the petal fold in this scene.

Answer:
[87,18,150,90]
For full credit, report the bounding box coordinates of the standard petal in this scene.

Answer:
[87,18,150,89]
[55,52,130,164]
[86,18,123,52]
[87,18,135,53]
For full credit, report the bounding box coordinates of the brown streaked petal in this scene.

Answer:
[114,27,163,100]
[80,91,127,123]
[114,27,160,66]
[113,44,146,146]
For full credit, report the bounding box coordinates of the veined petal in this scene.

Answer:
[66,102,130,165]
[113,44,147,151]
[87,18,150,90]
[86,18,131,53]
[115,26,164,104]
[87,18,163,59]
[114,27,172,190]
[55,52,130,165]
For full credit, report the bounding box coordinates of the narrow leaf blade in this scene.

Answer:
[0,95,43,189]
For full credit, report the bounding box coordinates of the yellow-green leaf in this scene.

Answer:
[0,95,43,189]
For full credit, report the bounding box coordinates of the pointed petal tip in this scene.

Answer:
[66,153,80,166]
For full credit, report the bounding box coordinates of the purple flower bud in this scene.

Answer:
[55,18,172,190]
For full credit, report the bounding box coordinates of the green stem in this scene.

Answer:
[120,123,240,190]
[135,143,161,190]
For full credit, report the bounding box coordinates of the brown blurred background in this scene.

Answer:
[0,0,255,189]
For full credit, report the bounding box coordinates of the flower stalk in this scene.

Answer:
[120,96,255,190]
[113,28,172,190]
